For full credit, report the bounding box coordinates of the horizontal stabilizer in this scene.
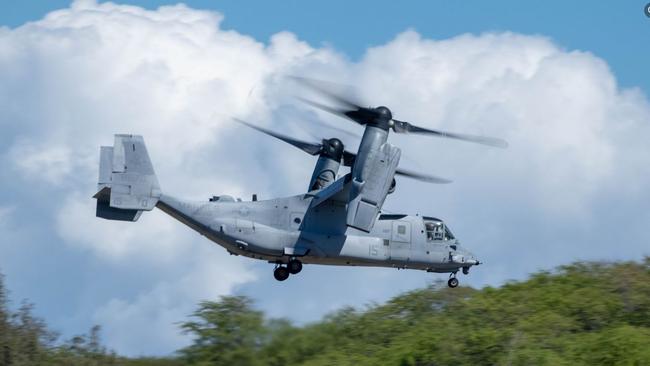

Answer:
[95,187,142,221]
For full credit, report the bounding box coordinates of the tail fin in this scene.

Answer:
[94,134,161,222]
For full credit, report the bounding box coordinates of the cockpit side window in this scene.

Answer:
[425,220,456,242]
[425,221,444,241]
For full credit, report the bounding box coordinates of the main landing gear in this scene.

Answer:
[273,266,289,281]
[273,259,303,281]
[288,259,302,274]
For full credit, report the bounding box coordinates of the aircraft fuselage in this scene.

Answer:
[156,193,479,274]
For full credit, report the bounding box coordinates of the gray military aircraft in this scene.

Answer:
[93,78,506,287]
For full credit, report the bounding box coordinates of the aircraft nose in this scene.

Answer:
[451,250,480,266]
[465,251,480,265]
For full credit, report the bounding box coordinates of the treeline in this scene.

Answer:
[179,259,650,365]
[0,273,181,366]
[1,259,649,365]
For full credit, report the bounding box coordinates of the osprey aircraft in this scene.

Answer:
[93,78,507,287]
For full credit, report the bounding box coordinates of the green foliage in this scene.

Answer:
[2,258,650,365]
[0,271,166,366]
[180,296,267,366]
[181,259,650,366]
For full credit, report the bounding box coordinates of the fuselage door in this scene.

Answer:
[391,221,411,242]
[390,220,411,262]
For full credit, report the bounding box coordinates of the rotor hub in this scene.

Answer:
[375,106,392,121]
[322,138,344,161]
[363,106,393,131]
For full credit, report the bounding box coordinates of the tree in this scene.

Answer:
[9,301,55,365]
[0,269,122,366]
[0,272,11,366]
[180,296,266,366]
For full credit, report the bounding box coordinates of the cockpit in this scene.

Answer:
[423,217,455,242]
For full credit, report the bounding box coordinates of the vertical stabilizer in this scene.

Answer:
[94,135,161,221]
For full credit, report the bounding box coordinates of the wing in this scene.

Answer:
[302,174,352,235]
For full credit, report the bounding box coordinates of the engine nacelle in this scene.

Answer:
[347,140,401,232]
[309,156,340,191]
[308,138,344,191]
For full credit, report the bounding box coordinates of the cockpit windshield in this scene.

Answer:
[424,218,455,241]
[444,226,455,240]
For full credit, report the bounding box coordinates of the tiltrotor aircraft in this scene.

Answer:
[93,78,507,287]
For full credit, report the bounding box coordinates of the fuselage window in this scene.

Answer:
[398,225,406,235]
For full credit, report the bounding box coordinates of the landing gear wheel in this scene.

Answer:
[273,266,290,281]
[462,266,470,275]
[288,259,303,274]
[447,277,459,288]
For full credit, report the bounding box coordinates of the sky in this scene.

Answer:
[0,0,649,357]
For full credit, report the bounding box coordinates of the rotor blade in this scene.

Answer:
[395,168,452,184]
[301,97,387,127]
[309,117,362,140]
[341,149,451,184]
[233,118,323,155]
[288,76,364,111]
[296,96,378,126]
[296,96,350,120]
[392,119,508,148]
